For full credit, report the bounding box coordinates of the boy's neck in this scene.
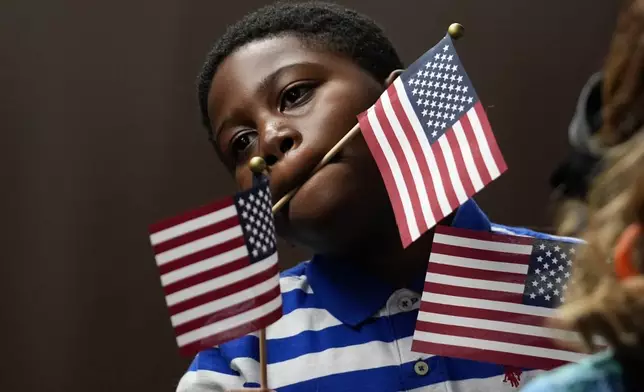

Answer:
[330,222,449,290]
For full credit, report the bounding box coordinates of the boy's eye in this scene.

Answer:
[229,132,257,161]
[279,83,315,111]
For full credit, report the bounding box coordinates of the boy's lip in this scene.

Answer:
[271,152,343,211]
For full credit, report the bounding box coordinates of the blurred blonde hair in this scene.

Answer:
[552,0,644,353]
[555,130,644,353]
[599,0,644,148]
[554,0,644,239]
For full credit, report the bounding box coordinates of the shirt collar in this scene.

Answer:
[306,199,491,327]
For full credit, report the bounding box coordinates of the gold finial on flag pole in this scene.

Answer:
[448,23,465,39]
[249,156,268,174]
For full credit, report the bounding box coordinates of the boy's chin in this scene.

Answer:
[273,156,393,253]
[278,184,391,254]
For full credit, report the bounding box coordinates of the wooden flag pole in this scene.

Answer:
[247,160,272,392]
[241,23,466,391]
[259,329,268,388]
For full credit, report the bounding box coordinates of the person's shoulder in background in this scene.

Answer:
[521,351,625,392]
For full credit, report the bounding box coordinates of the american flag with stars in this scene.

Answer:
[148,180,282,356]
[412,226,586,370]
[358,35,507,248]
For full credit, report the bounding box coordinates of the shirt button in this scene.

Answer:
[398,296,411,310]
[414,360,430,376]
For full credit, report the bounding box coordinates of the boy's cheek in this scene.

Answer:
[315,77,383,133]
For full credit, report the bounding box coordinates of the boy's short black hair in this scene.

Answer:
[197,1,404,133]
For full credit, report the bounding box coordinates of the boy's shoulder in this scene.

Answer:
[278,260,312,293]
[490,222,583,243]
[279,259,309,279]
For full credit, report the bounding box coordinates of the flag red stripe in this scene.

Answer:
[374,97,427,237]
[435,225,535,245]
[149,197,234,234]
[388,88,442,224]
[173,285,281,336]
[474,102,508,173]
[358,113,412,247]
[415,321,566,352]
[168,260,279,315]
[430,140,460,211]
[420,301,548,328]
[431,242,532,265]
[158,236,246,276]
[425,282,524,304]
[178,308,283,357]
[445,127,475,197]
[411,340,567,370]
[163,256,249,295]
[153,216,240,254]
[459,113,492,185]
[428,263,528,285]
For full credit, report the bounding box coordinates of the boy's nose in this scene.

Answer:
[259,125,299,166]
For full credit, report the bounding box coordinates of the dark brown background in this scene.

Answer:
[1,1,618,391]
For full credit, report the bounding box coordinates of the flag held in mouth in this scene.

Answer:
[358,35,507,248]
[148,180,282,356]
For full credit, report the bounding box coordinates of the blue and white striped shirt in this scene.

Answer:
[177,200,577,392]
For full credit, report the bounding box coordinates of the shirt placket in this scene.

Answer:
[385,289,448,391]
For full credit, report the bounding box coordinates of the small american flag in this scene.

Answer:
[358,35,507,248]
[412,226,586,370]
[148,180,282,356]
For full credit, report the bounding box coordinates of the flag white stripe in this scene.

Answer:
[438,136,468,203]
[166,252,278,306]
[177,294,282,346]
[467,108,500,179]
[394,78,452,216]
[451,121,484,191]
[366,107,420,241]
[381,91,436,229]
[422,292,555,317]
[426,272,525,293]
[171,273,280,327]
[417,311,580,342]
[433,232,534,254]
[150,205,237,245]
[429,253,529,274]
[155,226,244,266]
[161,246,248,286]
[412,331,586,362]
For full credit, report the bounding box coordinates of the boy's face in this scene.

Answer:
[208,35,400,253]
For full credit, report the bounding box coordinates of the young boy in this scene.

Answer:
[178,2,572,391]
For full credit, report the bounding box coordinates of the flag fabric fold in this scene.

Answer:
[358,34,507,248]
[412,225,585,370]
[148,180,282,356]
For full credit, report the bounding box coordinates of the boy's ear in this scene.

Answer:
[385,69,405,87]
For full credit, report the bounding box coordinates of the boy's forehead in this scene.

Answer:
[214,36,329,86]
[209,35,345,113]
